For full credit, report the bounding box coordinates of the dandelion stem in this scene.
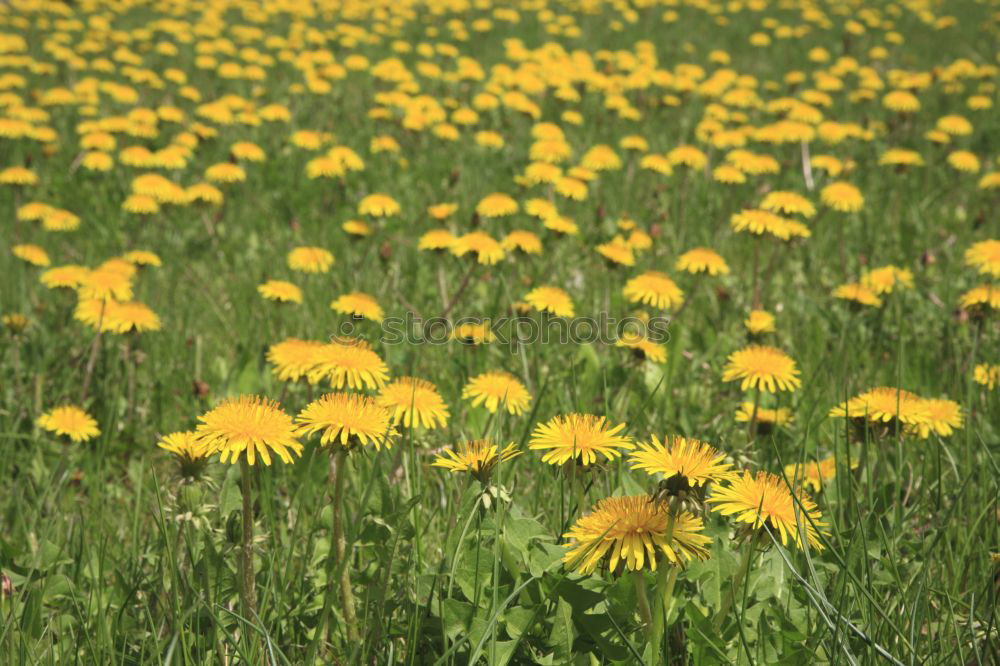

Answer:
[124,333,137,426]
[800,140,814,190]
[659,566,679,620]
[440,263,477,319]
[748,387,761,442]
[79,325,104,403]
[331,449,360,642]
[713,542,755,631]
[239,457,258,618]
[633,570,653,638]
[751,239,762,309]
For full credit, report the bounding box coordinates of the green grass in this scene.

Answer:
[1,0,1000,663]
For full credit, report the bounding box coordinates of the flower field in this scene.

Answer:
[2,0,999,663]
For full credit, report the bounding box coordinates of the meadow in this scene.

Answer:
[1,0,999,663]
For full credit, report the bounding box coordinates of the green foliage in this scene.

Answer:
[1,0,1000,663]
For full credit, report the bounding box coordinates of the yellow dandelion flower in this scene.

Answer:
[936,114,972,135]
[41,209,80,232]
[0,166,38,186]
[623,271,684,309]
[629,435,735,488]
[879,148,924,167]
[37,405,100,442]
[964,239,1000,278]
[258,280,303,304]
[829,387,930,427]
[267,338,325,383]
[667,145,707,169]
[596,237,635,266]
[342,220,371,236]
[529,413,633,466]
[204,162,246,183]
[453,321,495,345]
[288,246,334,273]
[306,338,390,391]
[554,176,588,201]
[730,209,792,240]
[712,164,746,184]
[745,310,775,334]
[760,191,816,218]
[476,193,518,218]
[959,284,1000,312]
[722,345,801,393]
[522,162,563,185]
[2,313,29,333]
[40,265,89,289]
[195,395,303,465]
[860,265,913,294]
[462,371,532,415]
[78,267,133,301]
[122,250,161,267]
[428,203,458,219]
[580,144,622,171]
[563,497,710,574]
[17,202,53,222]
[358,193,401,217]
[543,216,579,235]
[973,364,1000,390]
[231,141,266,162]
[911,398,963,438]
[432,439,521,482]
[296,392,398,450]
[708,471,827,550]
[783,456,849,493]
[811,155,844,176]
[627,229,653,252]
[330,292,384,321]
[735,402,794,428]
[641,154,674,176]
[978,173,1000,190]
[524,286,575,317]
[378,377,450,429]
[502,230,543,255]
[122,194,160,215]
[186,183,224,205]
[451,231,505,265]
[158,431,208,476]
[13,244,50,267]
[615,331,667,363]
[832,283,883,307]
[419,229,457,251]
[104,301,161,333]
[676,247,730,276]
[882,90,920,112]
[820,181,864,213]
[947,150,980,173]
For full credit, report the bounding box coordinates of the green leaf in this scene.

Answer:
[454,546,494,603]
[442,599,476,640]
[750,548,787,601]
[504,515,550,559]
[218,465,242,518]
[502,606,536,640]
[642,361,666,395]
[20,586,43,638]
[487,640,518,666]
[556,577,604,613]
[547,596,574,658]
[574,613,629,661]
[528,542,565,579]
[42,574,73,603]
[233,356,261,395]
